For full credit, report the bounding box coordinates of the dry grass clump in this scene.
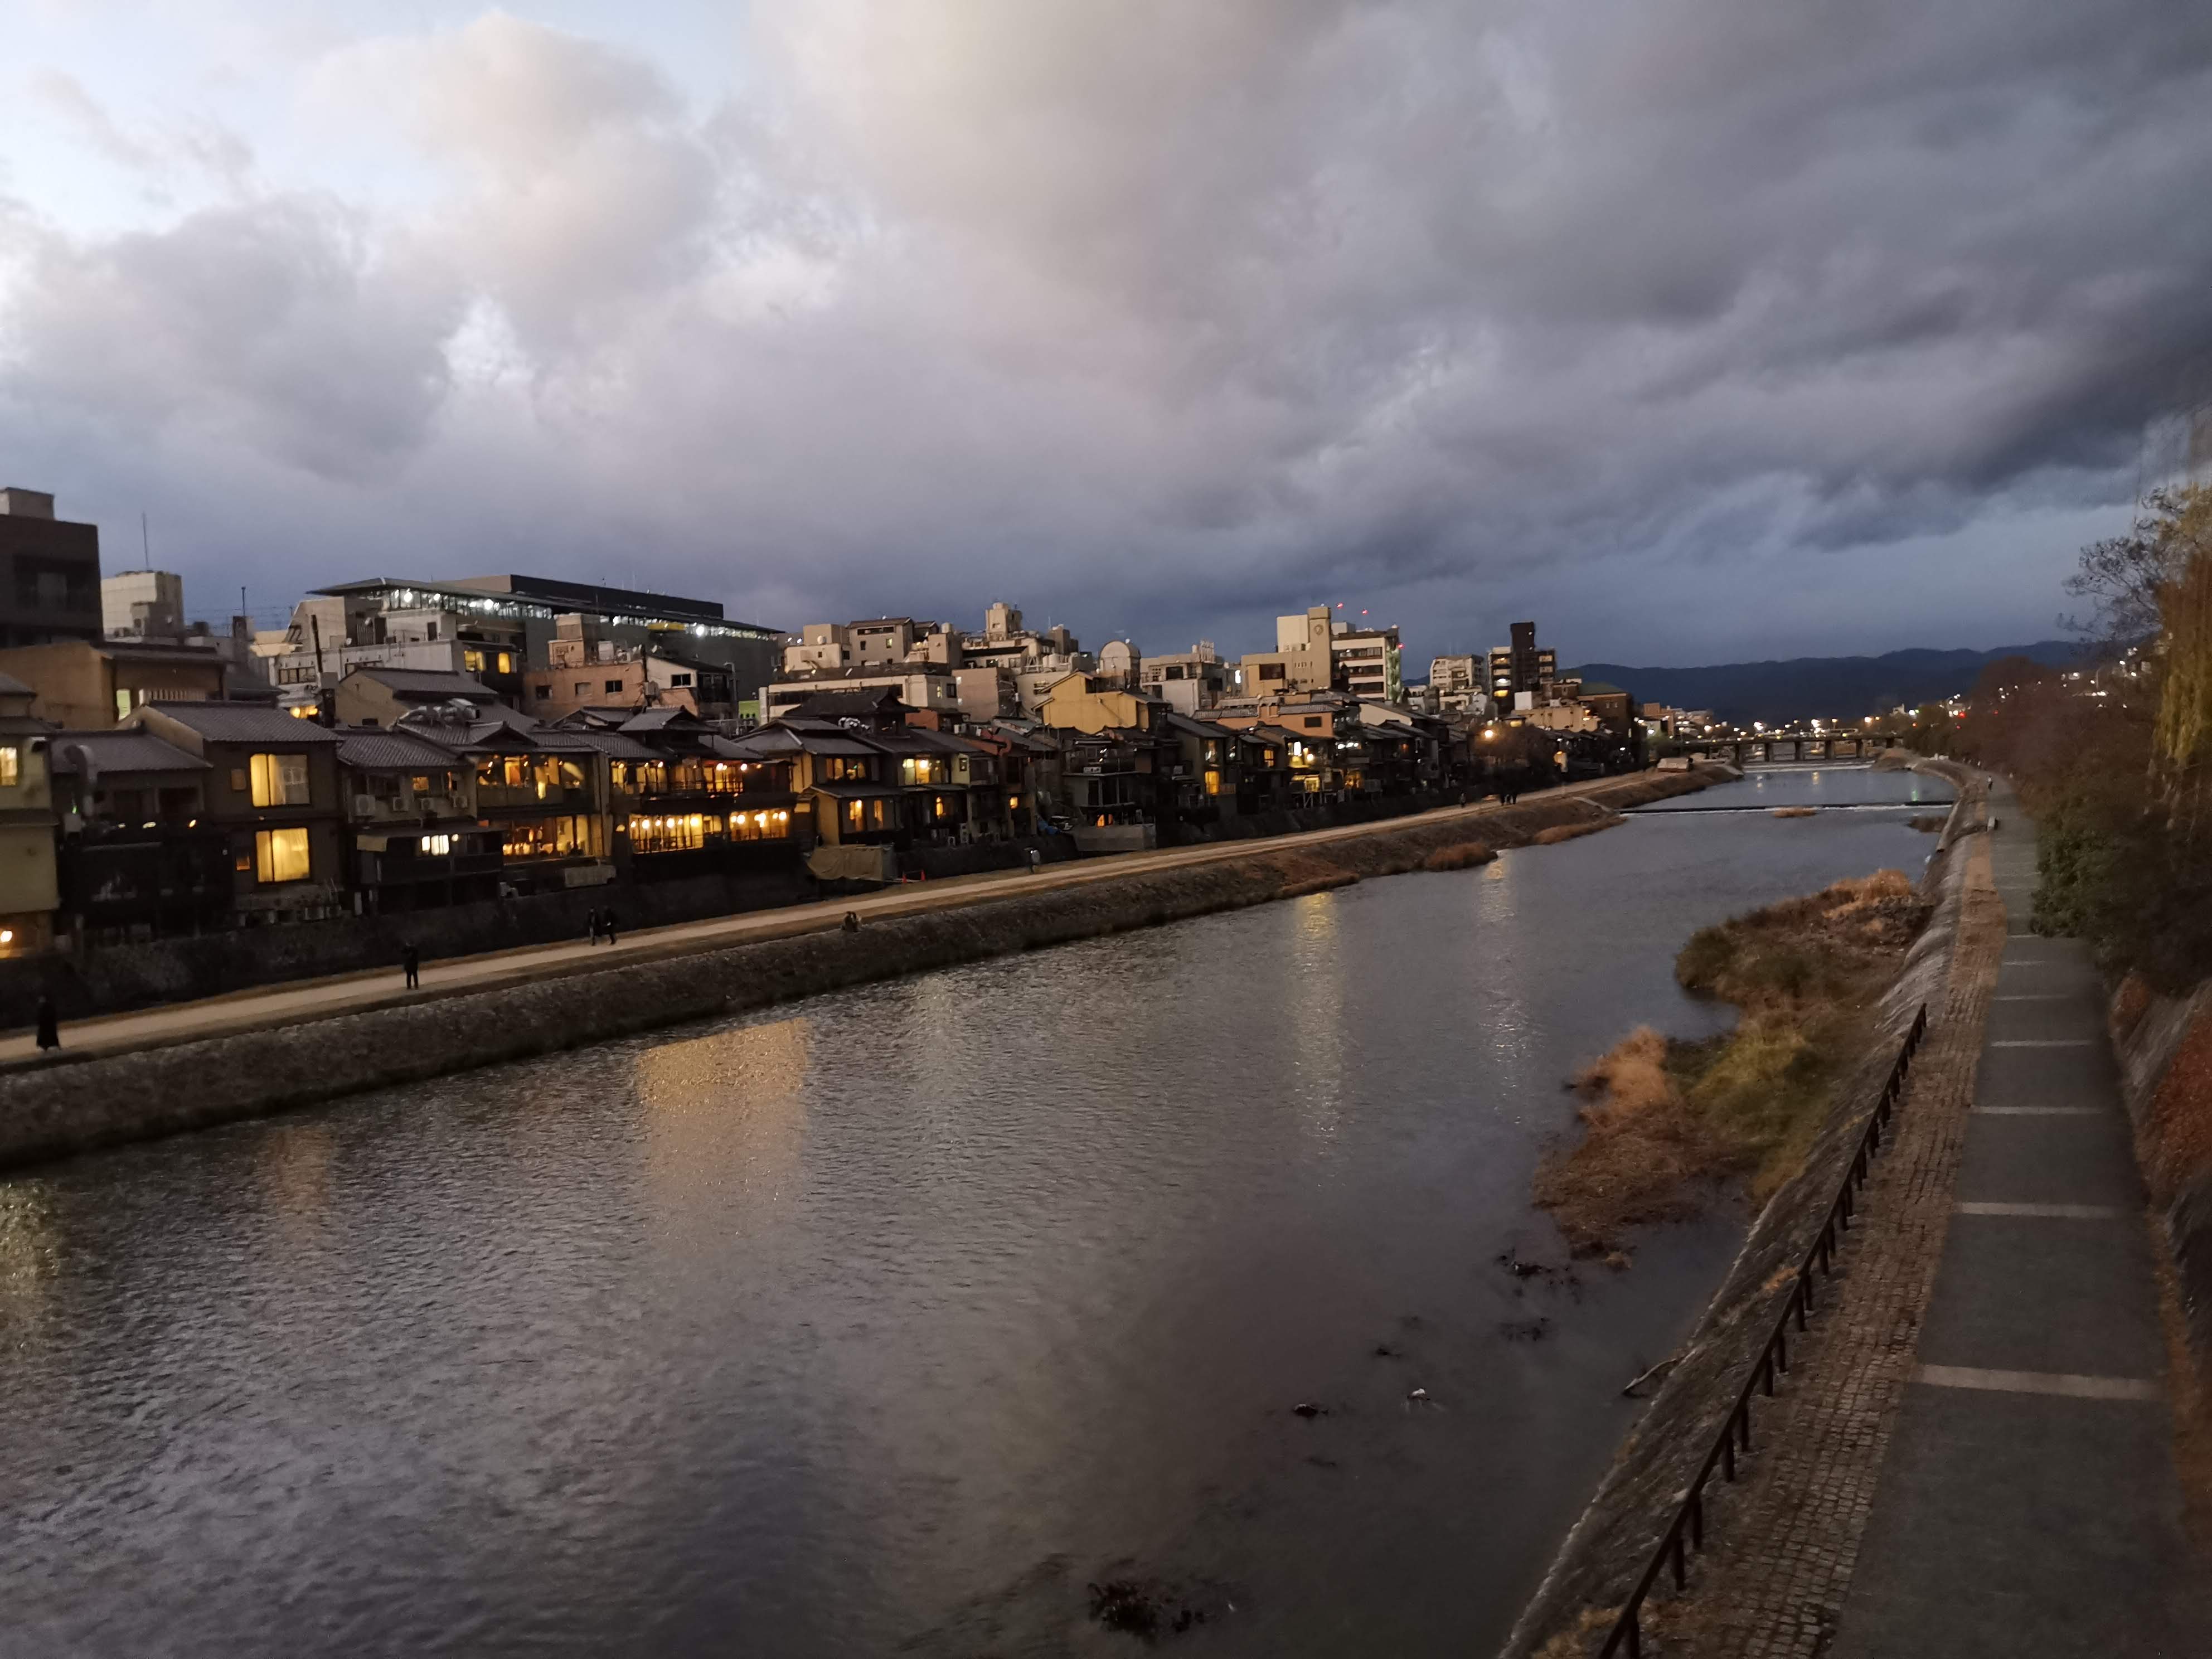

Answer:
[1422,840,1496,871]
[1537,870,1929,1257]
[1532,814,1624,846]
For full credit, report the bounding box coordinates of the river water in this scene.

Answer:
[0,765,1949,1658]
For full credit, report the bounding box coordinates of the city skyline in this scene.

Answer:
[5,3,2210,668]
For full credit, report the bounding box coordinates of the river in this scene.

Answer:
[0,764,1951,1657]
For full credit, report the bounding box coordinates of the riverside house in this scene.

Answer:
[0,672,58,955]
[395,704,611,894]
[336,727,501,911]
[557,706,799,880]
[127,702,348,922]
[48,726,231,942]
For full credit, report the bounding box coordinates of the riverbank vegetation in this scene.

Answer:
[1535,871,1930,1256]
[1954,485,2212,988]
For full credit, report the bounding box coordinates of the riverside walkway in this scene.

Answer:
[0,781,1629,1074]
[1660,784,2204,1657]
[1829,785,2203,1656]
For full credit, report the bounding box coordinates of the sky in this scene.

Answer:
[3,2,2210,672]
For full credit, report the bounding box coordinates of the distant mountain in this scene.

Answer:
[1566,642,2083,725]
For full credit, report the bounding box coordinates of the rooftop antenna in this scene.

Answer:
[140,512,150,569]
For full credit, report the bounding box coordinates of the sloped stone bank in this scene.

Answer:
[0,770,1714,1171]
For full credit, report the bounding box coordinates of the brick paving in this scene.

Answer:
[1640,833,2008,1657]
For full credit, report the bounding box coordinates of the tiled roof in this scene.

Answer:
[46,731,208,774]
[562,729,661,759]
[336,730,467,770]
[347,667,496,698]
[142,703,345,743]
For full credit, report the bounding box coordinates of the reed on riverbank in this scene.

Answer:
[1534,870,1932,1256]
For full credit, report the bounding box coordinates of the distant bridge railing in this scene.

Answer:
[1597,1002,1930,1659]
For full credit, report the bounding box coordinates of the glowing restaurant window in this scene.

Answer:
[727,808,789,842]
[254,827,311,883]
[0,746,17,787]
[627,813,706,853]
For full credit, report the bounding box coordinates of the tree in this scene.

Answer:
[2064,485,2212,650]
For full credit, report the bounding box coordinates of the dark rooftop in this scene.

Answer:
[47,731,208,773]
[138,704,343,744]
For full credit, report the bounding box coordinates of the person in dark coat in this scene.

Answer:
[35,993,59,1052]
[842,911,861,932]
[587,906,603,945]
[401,943,421,989]
[603,911,620,947]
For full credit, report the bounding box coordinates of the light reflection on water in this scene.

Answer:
[0,765,1947,1657]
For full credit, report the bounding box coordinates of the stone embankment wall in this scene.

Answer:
[0,770,1714,1172]
[2109,976,2212,1364]
[1498,758,1982,1659]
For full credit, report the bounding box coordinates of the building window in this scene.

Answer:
[604,678,623,694]
[534,683,551,700]
[254,827,311,883]
[1303,716,1323,729]
[249,753,310,807]
[420,833,453,856]
[1259,663,1286,682]
[671,673,692,687]
[497,652,513,675]
[0,747,16,788]
[627,813,707,853]
[1204,769,1222,796]
[502,816,600,859]
[727,808,790,842]
[464,648,486,673]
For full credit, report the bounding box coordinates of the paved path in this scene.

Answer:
[1830,784,2203,1656]
[0,782,1629,1074]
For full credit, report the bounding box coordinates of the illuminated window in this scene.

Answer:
[464,648,486,673]
[249,753,309,807]
[0,746,16,787]
[843,799,864,833]
[1204,769,1222,796]
[254,827,311,883]
[420,833,452,856]
[114,688,133,721]
[497,652,513,675]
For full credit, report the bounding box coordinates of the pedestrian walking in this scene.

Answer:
[603,911,620,948]
[587,906,603,945]
[1025,846,1041,875]
[35,992,59,1052]
[401,943,421,989]
[842,910,861,933]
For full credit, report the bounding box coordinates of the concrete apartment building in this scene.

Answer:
[0,487,103,651]
[1488,621,1558,712]
[1139,642,1229,713]
[1428,653,1483,714]
[1233,607,1400,705]
[1331,623,1401,703]
[270,574,779,718]
[102,569,185,641]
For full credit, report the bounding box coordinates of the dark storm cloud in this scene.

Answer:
[3,1,2211,662]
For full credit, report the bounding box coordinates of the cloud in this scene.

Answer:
[3,1,2211,663]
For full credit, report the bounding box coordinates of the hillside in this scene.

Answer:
[1567,642,2080,725]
